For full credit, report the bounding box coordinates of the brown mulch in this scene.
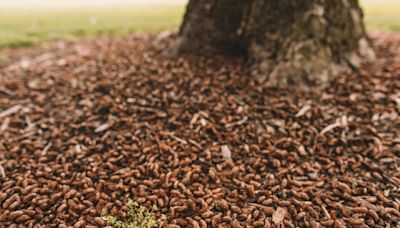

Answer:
[0,31,400,228]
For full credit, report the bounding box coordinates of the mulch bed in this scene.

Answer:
[0,31,399,227]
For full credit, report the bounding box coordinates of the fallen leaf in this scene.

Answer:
[221,145,232,161]
[272,207,286,225]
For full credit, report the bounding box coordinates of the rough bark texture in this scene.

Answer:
[173,0,376,88]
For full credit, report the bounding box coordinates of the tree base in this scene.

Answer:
[174,0,376,89]
[252,37,376,89]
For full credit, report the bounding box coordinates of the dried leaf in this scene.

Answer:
[221,145,232,161]
[272,207,286,225]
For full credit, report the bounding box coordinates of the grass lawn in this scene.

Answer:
[0,6,184,50]
[363,2,400,31]
[0,1,399,50]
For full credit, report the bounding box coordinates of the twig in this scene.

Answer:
[0,117,10,132]
[321,205,331,219]
[41,142,52,156]
[130,105,167,117]
[188,139,202,150]
[0,86,14,96]
[15,130,36,141]
[319,115,348,136]
[0,104,22,119]
[319,122,342,136]
[225,116,248,128]
[248,202,270,210]
[171,135,188,145]
[162,132,188,145]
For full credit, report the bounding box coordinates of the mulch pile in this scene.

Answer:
[0,31,399,227]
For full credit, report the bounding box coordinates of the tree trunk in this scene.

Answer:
[172,0,376,89]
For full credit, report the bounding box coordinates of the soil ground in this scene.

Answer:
[0,31,399,227]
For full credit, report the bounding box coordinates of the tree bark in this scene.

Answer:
[173,0,376,89]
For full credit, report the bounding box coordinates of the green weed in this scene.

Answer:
[101,199,167,228]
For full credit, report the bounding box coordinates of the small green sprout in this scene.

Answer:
[101,199,166,228]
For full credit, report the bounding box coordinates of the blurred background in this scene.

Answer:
[0,0,399,50]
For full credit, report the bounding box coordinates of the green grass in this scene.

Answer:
[363,4,400,31]
[0,7,184,50]
[0,2,399,50]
